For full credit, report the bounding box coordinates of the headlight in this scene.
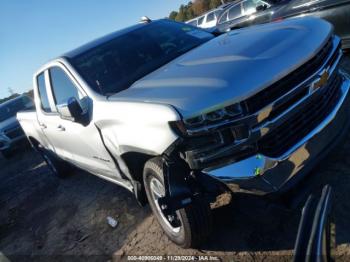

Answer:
[185,103,243,127]
[171,103,244,136]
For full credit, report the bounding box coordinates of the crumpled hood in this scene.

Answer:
[0,116,19,133]
[109,17,332,118]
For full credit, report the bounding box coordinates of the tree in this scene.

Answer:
[168,0,230,22]
[192,0,211,16]
[175,5,188,22]
[169,11,178,20]
[209,0,223,9]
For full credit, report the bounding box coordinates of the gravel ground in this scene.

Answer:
[1,55,350,262]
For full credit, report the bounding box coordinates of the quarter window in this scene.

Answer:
[49,67,81,106]
[206,12,215,22]
[219,12,228,23]
[36,73,52,112]
[228,5,242,20]
[198,16,205,25]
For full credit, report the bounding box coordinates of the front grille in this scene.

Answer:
[5,127,24,139]
[258,73,342,157]
[245,37,334,114]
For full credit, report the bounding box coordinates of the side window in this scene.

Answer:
[206,12,215,22]
[198,16,205,25]
[49,67,81,106]
[219,12,228,24]
[228,4,242,20]
[243,0,256,11]
[37,73,52,112]
[214,10,222,19]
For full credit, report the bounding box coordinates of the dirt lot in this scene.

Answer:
[1,56,350,261]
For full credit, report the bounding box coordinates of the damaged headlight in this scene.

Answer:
[170,103,244,137]
[184,103,243,128]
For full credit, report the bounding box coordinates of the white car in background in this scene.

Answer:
[186,6,227,28]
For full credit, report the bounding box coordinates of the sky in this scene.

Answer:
[0,0,187,99]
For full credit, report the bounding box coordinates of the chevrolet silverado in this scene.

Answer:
[17,18,350,248]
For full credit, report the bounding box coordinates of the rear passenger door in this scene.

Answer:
[35,71,61,153]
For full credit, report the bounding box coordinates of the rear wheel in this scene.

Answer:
[38,145,70,178]
[143,158,212,248]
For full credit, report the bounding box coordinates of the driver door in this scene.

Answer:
[46,64,118,177]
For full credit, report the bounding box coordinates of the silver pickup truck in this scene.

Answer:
[17,17,350,248]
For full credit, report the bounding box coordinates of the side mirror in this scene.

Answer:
[204,26,223,36]
[57,97,83,122]
[256,4,267,12]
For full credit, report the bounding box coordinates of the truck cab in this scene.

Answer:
[17,18,350,248]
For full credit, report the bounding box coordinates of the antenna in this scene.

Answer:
[139,16,152,24]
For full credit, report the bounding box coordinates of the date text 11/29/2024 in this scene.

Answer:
[127,255,220,261]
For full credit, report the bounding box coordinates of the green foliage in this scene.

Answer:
[169,11,178,20]
[169,0,231,22]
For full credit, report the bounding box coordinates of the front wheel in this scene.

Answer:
[143,158,212,248]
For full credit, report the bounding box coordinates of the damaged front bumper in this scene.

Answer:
[202,71,350,195]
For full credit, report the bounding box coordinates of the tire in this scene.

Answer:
[143,157,212,248]
[37,145,70,178]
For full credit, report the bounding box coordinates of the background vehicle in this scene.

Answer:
[185,4,230,28]
[216,0,350,49]
[17,18,350,248]
[0,95,34,158]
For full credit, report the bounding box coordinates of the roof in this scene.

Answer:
[0,95,27,107]
[62,21,157,59]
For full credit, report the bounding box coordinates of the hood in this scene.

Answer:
[0,116,20,133]
[109,17,332,118]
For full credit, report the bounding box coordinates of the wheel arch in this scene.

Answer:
[121,151,155,206]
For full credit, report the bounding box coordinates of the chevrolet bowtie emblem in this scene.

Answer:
[310,68,330,93]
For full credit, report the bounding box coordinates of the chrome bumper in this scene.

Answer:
[203,71,350,194]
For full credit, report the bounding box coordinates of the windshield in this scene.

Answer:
[0,96,34,122]
[69,20,214,96]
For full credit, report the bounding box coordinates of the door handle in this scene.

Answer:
[56,125,66,131]
[39,123,47,129]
